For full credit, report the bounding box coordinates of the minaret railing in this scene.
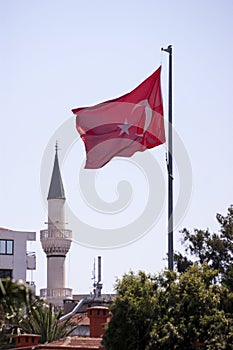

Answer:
[40,287,73,298]
[40,228,72,240]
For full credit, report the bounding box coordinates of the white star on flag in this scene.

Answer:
[118,119,131,135]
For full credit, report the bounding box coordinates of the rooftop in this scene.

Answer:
[35,336,103,349]
[71,313,90,326]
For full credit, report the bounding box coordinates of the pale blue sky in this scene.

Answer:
[1,0,233,293]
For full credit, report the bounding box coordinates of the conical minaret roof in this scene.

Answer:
[47,144,66,200]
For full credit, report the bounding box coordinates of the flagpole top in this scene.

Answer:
[161,45,172,54]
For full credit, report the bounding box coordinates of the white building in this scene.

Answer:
[40,144,72,307]
[0,228,36,290]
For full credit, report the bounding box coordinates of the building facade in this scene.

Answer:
[0,228,36,290]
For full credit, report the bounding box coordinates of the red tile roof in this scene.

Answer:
[35,336,104,349]
[71,313,90,326]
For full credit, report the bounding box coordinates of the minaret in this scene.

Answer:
[40,143,72,307]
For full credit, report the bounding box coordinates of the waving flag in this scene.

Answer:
[72,66,165,169]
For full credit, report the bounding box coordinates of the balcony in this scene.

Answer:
[40,229,72,240]
[26,252,36,270]
[40,288,73,298]
[26,281,36,293]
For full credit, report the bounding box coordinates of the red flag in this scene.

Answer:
[72,66,165,169]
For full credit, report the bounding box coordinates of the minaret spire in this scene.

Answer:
[47,141,65,200]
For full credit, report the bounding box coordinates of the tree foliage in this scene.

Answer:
[149,265,233,349]
[0,278,34,325]
[174,205,233,290]
[103,271,157,350]
[0,278,78,347]
[19,300,78,343]
[103,267,233,350]
[0,278,34,348]
[103,205,233,350]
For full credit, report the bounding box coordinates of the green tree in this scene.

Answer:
[103,206,233,349]
[102,271,158,350]
[0,278,34,324]
[149,264,233,349]
[173,205,233,343]
[0,278,78,346]
[174,205,233,290]
[103,267,233,350]
[0,278,34,348]
[19,300,79,343]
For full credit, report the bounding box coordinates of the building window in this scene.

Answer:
[0,240,14,255]
[0,269,12,278]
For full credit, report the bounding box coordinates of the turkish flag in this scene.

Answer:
[72,66,165,169]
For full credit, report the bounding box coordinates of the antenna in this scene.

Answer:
[98,256,101,283]
[96,256,103,298]
[92,256,103,298]
[92,258,96,287]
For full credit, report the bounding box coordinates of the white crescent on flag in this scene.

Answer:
[132,99,153,137]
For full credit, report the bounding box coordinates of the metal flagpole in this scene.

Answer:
[161,45,173,270]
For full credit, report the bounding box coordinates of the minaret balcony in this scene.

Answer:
[40,229,72,255]
[40,287,72,298]
[40,228,72,240]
